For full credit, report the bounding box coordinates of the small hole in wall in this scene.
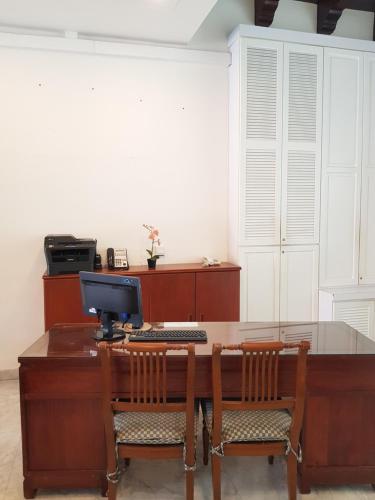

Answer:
[139,98,143,103]
[38,83,42,87]
[91,87,95,91]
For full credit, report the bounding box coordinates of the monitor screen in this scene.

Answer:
[79,271,143,340]
[82,280,138,316]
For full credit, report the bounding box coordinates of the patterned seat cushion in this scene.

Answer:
[114,405,199,445]
[201,400,292,444]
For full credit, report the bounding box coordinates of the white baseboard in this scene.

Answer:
[0,369,18,381]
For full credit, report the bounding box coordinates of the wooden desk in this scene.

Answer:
[19,321,375,498]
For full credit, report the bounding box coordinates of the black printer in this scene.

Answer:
[44,235,97,276]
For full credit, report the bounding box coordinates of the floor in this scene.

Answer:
[1,379,374,500]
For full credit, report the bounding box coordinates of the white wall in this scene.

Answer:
[0,44,229,370]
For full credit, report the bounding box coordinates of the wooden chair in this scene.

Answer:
[99,341,197,500]
[202,341,310,500]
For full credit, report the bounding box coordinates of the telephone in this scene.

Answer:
[202,256,221,267]
[107,248,129,270]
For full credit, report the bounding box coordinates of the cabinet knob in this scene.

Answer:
[282,238,286,242]
[360,277,363,280]
[282,250,285,254]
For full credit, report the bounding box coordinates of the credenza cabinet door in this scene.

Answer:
[44,278,98,331]
[240,247,280,321]
[281,44,323,245]
[148,273,195,322]
[240,38,283,246]
[320,48,363,287]
[279,245,319,322]
[333,300,374,339]
[360,54,375,285]
[196,271,240,321]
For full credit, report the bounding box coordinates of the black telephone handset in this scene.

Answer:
[107,248,129,270]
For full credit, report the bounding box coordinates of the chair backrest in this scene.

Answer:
[99,340,195,408]
[211,341,310,447]
[99,341,196,448]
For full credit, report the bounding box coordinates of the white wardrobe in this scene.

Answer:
[228,27,375,329]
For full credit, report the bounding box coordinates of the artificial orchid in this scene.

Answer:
[143,224,162,260]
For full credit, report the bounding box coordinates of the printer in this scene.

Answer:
[44,234,97,276]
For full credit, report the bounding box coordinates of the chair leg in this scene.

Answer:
[107,481,118,500]
[185,470,194,500]
[211,454,221,500]
[268,455,274,465]
[203,424,209,466]
[287,454,297,500]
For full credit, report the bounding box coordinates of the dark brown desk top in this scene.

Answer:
[18,321,375,361]
[42,262,241,280]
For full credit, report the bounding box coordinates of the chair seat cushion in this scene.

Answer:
[201,400,292,444]
[114,406,199,445]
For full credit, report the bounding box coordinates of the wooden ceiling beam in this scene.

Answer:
[317,0,345,35]
[254,0,375,41]
[255,0,281,27]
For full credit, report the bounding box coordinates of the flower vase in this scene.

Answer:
[147,258,157,270]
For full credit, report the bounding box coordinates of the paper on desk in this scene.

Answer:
[163,322,199,327]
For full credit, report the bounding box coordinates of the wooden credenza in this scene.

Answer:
[43,262,240,331]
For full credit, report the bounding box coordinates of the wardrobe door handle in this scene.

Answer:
[200,313,204,322]
[188,314,193,321]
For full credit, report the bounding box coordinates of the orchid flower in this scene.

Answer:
[143,224,162,260]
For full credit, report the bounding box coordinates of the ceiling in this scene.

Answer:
[0,0,218,45]
[0,0,373,50]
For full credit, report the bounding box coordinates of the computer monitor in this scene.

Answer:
[79,271,143,341]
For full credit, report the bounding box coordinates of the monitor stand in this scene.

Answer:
[92,312,126,342]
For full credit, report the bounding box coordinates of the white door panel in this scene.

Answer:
[323,49,363,169]
[360,173,375,284]
[240,247,280,322]
[320,172,360,286]
[280,245,319,322]
[360,54,375,285]
[320,48,363,287]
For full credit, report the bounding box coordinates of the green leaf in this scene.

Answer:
[146,249,153,257]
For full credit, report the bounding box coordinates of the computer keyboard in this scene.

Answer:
[128,329,207,342]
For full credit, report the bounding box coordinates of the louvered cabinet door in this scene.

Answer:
[239,246,280,322]
[281,44,323,245]
[333,300,374,339]
[320,49,363,287]
[240,39,283,246]
[280,324,318,353]
[279,245,319,322]
[240,327,278,343]
[359,54,375,285]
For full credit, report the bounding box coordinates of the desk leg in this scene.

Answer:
[298,475,311,495]
[23,479,36,499]
[100,476,108,497]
